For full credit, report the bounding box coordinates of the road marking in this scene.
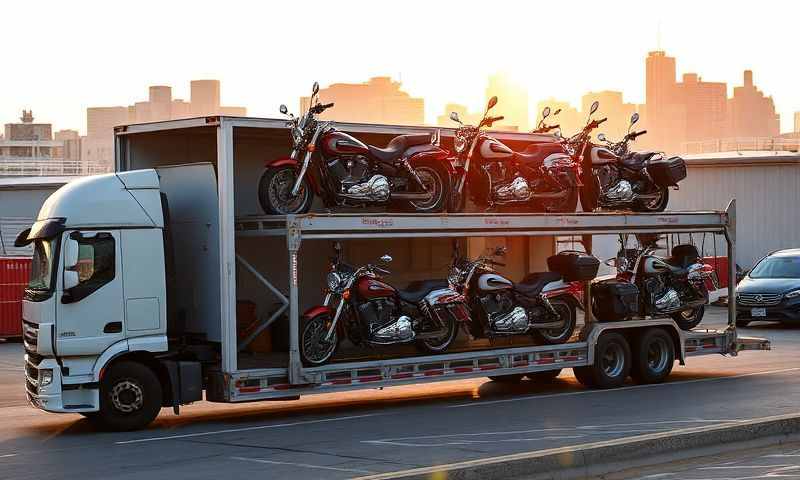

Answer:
[0,454,17,459]
[115,413,381,445]
[699,464,796,470]
[449,367,800,409]
[230,456,373,474]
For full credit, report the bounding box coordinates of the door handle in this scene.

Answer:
[103,322,122,334]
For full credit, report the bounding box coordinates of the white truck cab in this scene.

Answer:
[18,167,205,430]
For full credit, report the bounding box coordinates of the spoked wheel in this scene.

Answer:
[635,185,669,212]
[300,314,338,367]
[672,306,704,331]
[532,187,579,213]
[416,314,459,354]
[258,166,314,215]
[405,165,447,212]
[532,299,576,345]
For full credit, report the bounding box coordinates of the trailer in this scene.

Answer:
[19,116,769,431]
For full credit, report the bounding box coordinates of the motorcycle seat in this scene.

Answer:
[397,279,449,304]
[368,134,432,163]
[622,151,659,170]
[514,143,564,165]
[513,271,562,296]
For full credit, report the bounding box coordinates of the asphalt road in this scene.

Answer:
[1,308,799,480]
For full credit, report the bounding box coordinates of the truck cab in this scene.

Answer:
[17,167,206,430]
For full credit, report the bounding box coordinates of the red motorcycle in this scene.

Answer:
[300,243,470,366]
[448,97,580,213]
[259,82,452,215]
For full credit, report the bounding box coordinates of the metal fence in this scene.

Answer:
[682,138,800,154]
[0,158,109,176]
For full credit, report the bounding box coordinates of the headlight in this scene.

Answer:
[292,127,304,146]
[785,289,800,299]
[39,369,53,387]
[454,135,467,154]
[327,272,345,292]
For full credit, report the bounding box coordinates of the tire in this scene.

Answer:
[416,314,459,354]
[258,166,313,215]
[403,164,447,213]
[579,170,600,213]
[532,299,576,345]
[488,374,524,383]
[631,328,675,384]
[574,332,631,389]
[636,185,669,212]
[672,306,705,331]
[526,369,562,383]
[448,182,467,213]
[91,361,162,431]
[736,319,751,328]
[300,314,339,367]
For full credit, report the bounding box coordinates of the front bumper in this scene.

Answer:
[737,299,800,322]
[25,355,98,413]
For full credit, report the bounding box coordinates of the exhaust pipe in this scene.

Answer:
[392,192,434,200]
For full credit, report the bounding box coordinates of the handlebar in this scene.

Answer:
[630,129,647,139]
[321,102,334,110]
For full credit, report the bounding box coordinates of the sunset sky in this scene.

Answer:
[2,0,797,133]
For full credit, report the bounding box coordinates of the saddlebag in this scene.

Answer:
[647,156,687,187]
[592,281,639,321]
[547,252,600,282]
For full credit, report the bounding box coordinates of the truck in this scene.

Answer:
[17,116,770,431]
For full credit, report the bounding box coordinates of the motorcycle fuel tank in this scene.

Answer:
[357,277,396,299]
[590,146,618,165]
[322,131,370,156]
[479,137,514,160]
[478,273,514,291]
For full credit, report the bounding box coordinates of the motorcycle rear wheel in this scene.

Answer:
[672,306,704,331]
[415,314,459,354]
[258,166,314,215]
[401,164,447,213]
[532,299,577,344]
[635,185,669,212]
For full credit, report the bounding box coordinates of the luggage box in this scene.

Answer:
[648,156,687,187]
[547,252,600,282]
[592,280,639,321]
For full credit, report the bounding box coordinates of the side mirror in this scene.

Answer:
[597,133,607,142]
[312,81,320,96]
[64,237,79,271]
[64,270,79,291]
[542,106,551,119]
[279,104,288,115]
[487,96,498,110]
[553,108,562,116]
[379,254,393,264]
[449,111,462,124]
[630,112,640,125]
[590,101,599,115]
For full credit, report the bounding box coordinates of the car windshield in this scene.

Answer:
[749,256,800,279]
[28,237,59,291]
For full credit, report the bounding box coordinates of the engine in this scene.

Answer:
[494,176,532,202]
[327,156,390,202]
[358,298,414,344]
[479,292,529,333]
[644,276,681,313]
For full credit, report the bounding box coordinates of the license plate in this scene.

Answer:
[751,307,767,317]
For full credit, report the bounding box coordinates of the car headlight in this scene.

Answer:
[454,135,467,154]
[39,369,53,387]
[785,289,800,299]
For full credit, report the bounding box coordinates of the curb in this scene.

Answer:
[351,412,800,480]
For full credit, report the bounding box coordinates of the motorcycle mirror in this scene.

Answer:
[542,106,551,119]
[554,108,562,116]
[597,133,607,142]
[630,112,640,125]
[279,104,288,115]
[494,246,507,257]
[590,101,599,115]
[603,257,617,267]
[487,96,498,111]
[312,81,320,96]
[333,241,342,252]
[449,111,462,124]
[379,254,393,264]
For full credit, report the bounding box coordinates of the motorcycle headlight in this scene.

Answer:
[292,127,304,146]
[327,272,343,292]
[454,135,467,154]
[785,289,800,299]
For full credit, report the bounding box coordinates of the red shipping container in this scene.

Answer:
[703,256,729,290]
[0,257,30,338]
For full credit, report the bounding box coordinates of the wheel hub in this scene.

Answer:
[110,380,144,413]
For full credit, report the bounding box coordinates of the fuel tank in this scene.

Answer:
[479,137,514,161]
[477,273,514,291]
[357,277,396,299]
[322,131,370,156]
[590,145,618,165]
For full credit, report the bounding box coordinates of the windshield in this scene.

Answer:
[28,237,59,291]
[749,256,800,279]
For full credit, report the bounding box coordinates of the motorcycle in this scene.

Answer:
[300,243,470,366]
[447,97,580,213]
[594,234,717,330]
[579,111,687,212]
[259,82,451,215]
[447,245,591,345]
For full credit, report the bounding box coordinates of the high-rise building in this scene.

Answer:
[485,73,528,131]
[190,80,221,116]
[300,77,424,126]
[1,110,56,159]
[54,130,81,161]
[728,70,780,138]
[676,73,727,142]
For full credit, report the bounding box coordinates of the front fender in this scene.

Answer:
[265,156,298,168]
[303,305,332,319]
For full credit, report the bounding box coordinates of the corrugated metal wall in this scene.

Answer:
[0,257,30,337]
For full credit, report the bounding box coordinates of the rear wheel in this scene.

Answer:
[91,361,162,431]
[672,306,704,331]
[574,332,631,389]
[635,185,669,212]
[531,299,576,345]
[631,328,675,384]
[258,166,314,215]
[300,314,339,367]
[404,164,447,213]
[416,313,459,354]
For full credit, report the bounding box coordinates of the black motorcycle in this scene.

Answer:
[579,112,687,212]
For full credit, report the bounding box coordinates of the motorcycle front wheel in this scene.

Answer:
[300,314,339,366]
[415,313,459,354]
[579,172,601,212]
[532,299,577,344]
[258,166,314,215]
[635,185,669,212]
[672,306,704,331]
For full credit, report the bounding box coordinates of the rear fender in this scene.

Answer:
[543,281,584,310]
[409,149,454,174]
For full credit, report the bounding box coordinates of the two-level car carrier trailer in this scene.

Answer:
[21,116,769,430]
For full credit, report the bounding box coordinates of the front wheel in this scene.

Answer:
[258,166,314,215]
[579,171,601,212]
[635,185,669,212]
[91,361,162,431]
[404,164,447,213]
[300,314,339,367]
[532,299,576,345]
[672,306,704,331]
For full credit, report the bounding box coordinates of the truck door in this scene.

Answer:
[56,230,125,356]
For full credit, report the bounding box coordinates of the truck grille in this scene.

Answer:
[22,320,39,353]
[738,293,782,306]
[24,356,39,396]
